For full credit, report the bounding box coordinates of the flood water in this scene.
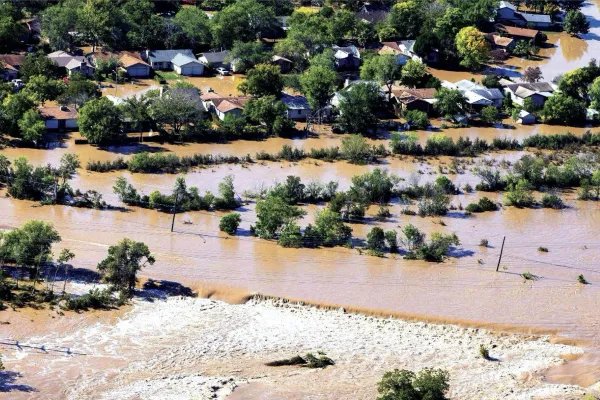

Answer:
[4,3,600,395]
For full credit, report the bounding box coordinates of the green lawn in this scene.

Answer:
[154,70,186,81]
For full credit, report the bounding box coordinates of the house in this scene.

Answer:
[518,110,536,125]
[496,1,552,29]
[332,45,361,70]
[391,88,437,115]
[442,80,504,109]
[169,88,203,109]
[504,82,554,107]
[495,24,544,44]
[280,92,311,120]
[0,54,26,80]
[171,53,205,76]
[379,42,413,66]
[200,91,249,120]
[197,50,231,71]
[143,49,198,73]
[399,40,439,64]
[355,3,390,24]
[48,51,95,77]
[272,55,293,73]
[38,105,78,130]
[331,80,384,107]
[484,33,516,51]
[93,51,151,78]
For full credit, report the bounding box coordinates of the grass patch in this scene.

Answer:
[154,70,186,81]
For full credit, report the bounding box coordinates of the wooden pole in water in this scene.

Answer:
[171,192,179,232]
[496,236,506,272]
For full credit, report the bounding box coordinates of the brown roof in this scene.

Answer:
[484,34,514,48]
[214,97,249,113]
[94,51,149,68]
[392,88,437,100]
[495,24,539,39]
[380,41,402,53]
[200,92,223,101]
[38,105,78,120]
[0,54,26,68]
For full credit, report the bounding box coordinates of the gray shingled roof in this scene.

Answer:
[199,50,230,64]
[148,49,195,63]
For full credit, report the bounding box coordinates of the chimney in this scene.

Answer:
[60,105,68,111]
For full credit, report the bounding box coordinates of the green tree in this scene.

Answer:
[42,0,80,51]
[337,83,381,135]
[278,221,303,247]
[480,106,500,125]
[22,75,66,105]
[455,26,490,70]
[366,227,386,251]
[0,220,61,277]
[238,64,283,98]
[0,3,24,52]
[211,0,277,48]
[121,0,162,48]
[434,88,467,118]
[97,238,155,296]
[402,224,425,252]
[504,178,535,207]
[174,6,212,48]
[254,195,305,239]
[341,134,374,164]
[330,10,357,42]
[79,97,123,145]
[219,212,242,235]
[403,110,428,130]
[360,54,400,99]
[312,209,352,247]
[76,0,120,52]
[229,41,272,74]
[589,76,600,110]
[401,59,428,89]
[1,93,35,136]
[512,40,539,59]
[287,12,333,52]
[19,52,60,83]
[150,90,203,139]
[385,230,398,252]
[18,109,46,144]
[564,10,590,35]
[377,368,450,400]
[300,64,338,112]
[58,153,81,185]
[113,176,141,205]
[119,96,151,142]
[540,93,587,125]
[213,175,239,210]
[244,95,294,136]
[274,38,308,70]
[58,73,100,107]
[387,0,423,39]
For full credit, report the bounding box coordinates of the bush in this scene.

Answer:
[466,196,497,213]
[479,344,491,360]
[479,239,489,247]
[377,368,450,400]
[366,227,386,251]
[63,288,114,311]
[522,271,537,280]
[403,110,429,130]
[538,246,549,252]
[578,274,588,284]
[267,352,334,369]
[541,194,565,209]
[219,212,242,235]
[504,179,535,208]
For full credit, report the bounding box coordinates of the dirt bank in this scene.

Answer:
[1,295,591,400]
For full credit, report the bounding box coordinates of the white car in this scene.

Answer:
[11,79,24,89]
[215,67,230,76]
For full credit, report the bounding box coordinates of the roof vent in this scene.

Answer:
[60,106,68,111]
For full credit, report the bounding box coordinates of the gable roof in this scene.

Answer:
[498,1,517,10]
[495,24,540,38]
[380,41,403,53]
[214,96,249,113]
[172,53,203,67]
[355,9,389,24]
[120,53,149,68]
[471,88,505,100]
[519,12,551,24]
[484,33,515,48]
[148,49,195,63]
[280,92,310,110]
[169,88,203,109]
[39,105,78,120]
[0,54,26,68]
[272,55,292,63]
[198,50,230,64]
[65,57,89,70]
[399,40,416,54]
[332,45,360,59]
[506,82,555,96]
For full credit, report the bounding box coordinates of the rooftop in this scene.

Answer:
[495,24,540,38]
[148,49,195,63]
[39,105,78,120]
[484,33,515,48]
[280,92,310,110]
[172,53,203,67]
[198,50,230,64]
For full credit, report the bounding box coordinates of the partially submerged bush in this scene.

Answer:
[541,194,565,209]
[465,196,498,213]
[578,274,588,284]
[538,246,549,252]
[266,352,334,369]
[63,288,114,311]
[479,239,489,247]
[377,368,450,400]
[479,344,491,360]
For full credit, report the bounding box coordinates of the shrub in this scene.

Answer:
[219,213,242,235]
[480,239,489,247]
[578,274,588,284]
[377,368,450,400]
[63,288,114,311]
[504,179,535,208]
[541,194,565,209]
[466,196,498,213]
[403,109,429,130]
[415,232,460,262]
[479,344,491,360]
[522,271,537,280]
[266,355,307,367]
[267,353,334,368]
[538,246,549,252]
[366,227,386,251]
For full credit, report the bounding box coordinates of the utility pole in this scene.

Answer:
[496,236,506,272]
[171,192,179,232]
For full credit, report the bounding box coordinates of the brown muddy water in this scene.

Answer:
[1,129,600,391]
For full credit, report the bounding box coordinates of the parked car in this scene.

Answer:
[11,79,24,90]
[215,67,230,76]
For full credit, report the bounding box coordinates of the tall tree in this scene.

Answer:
[244,96,294,136]
[211,0,277,48]
[228,41,272,74]
[41,0,81,51]
[238,64,283,98]
[18,109,46,144]
[150,89,203,139]
[337,83,382,135]
[78,97,123,144]
[455,26,490,70]
[564,10,590,36]
[174,6,212,48]
[97,238,155,296]
[360,54,400,99]
[300,64,338,114]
